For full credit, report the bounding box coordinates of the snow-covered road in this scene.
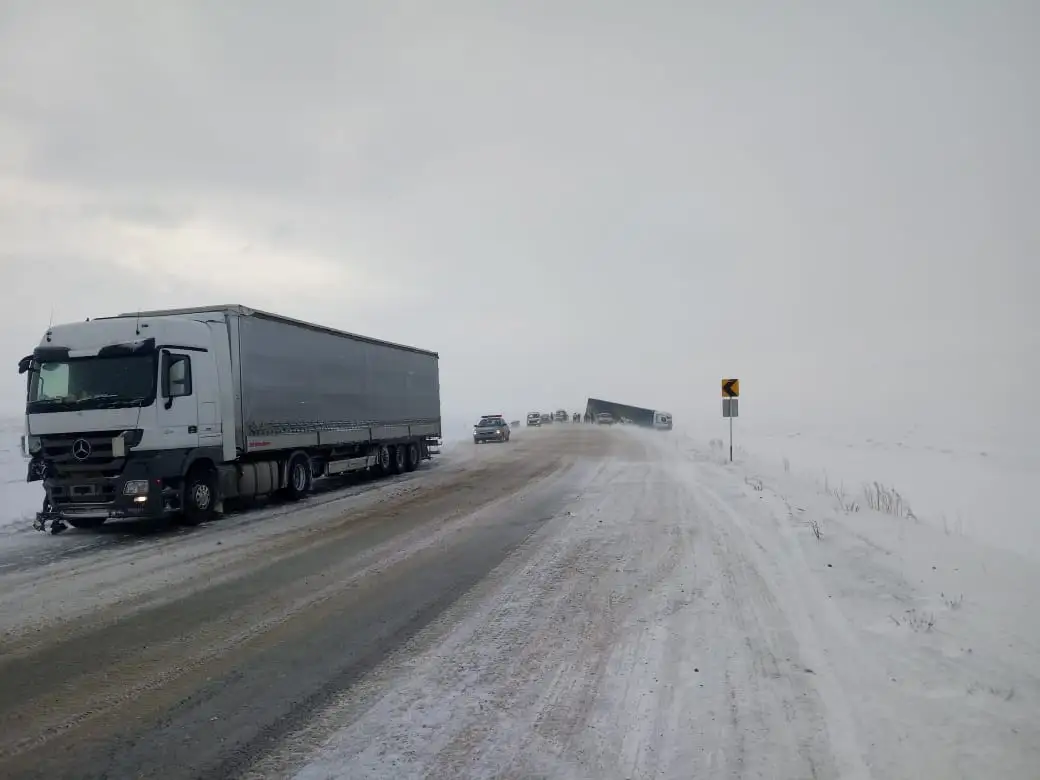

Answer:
[1,424,1035,779]
[280,427,1039,780]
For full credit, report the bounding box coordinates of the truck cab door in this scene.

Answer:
[157,351,200,451]
[187,350,222,449]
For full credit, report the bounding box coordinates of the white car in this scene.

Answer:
[526,412,542,427]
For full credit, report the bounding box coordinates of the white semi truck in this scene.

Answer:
[18,305,442,533]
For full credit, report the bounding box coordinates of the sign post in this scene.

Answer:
[721,378,740,462]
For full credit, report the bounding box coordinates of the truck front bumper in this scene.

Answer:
[37,475,175,528]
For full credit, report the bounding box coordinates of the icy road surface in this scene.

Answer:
[0,425,1036,779]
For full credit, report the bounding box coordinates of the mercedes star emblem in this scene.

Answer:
[71,438,92,460]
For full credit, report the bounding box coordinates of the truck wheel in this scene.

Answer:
[404,441,421,472]
[390,444,406,474]
[181,466,217,526]
[376,445,392,475]
[283,455,311,501]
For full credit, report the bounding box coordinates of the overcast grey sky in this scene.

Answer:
[0,2,1036,434]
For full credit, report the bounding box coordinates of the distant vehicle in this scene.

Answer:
[584,398,673,431]
[526,412,542,427]
[541,413,553,425]
[554,409,568,423]
[510,420,520,428]
[596,412,615,425]
[473,416,511,444]
[572,412,580,422]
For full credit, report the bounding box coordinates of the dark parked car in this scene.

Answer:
[473,416,511,443]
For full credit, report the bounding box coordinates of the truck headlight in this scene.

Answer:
[21,435,41,458]
[123,480,149,496]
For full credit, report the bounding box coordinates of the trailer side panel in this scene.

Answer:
[585,397,656,428]
[237,312,440,447]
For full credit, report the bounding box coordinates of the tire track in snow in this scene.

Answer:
[283,430,848,779]
[678,463,874,780]
[0,431,588,779]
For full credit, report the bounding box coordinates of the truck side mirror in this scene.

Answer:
[17,355,32,375]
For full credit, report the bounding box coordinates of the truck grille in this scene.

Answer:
[41,431,126,478]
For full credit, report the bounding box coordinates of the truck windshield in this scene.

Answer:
[27,354,157,413]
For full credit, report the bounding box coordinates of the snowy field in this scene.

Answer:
[698,417,1040,563]
[0,417,40,535]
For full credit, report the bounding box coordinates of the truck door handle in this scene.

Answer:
[189,426,198,434]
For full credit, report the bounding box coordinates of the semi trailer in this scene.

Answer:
[584,398,673,430]
[18,305,442,533]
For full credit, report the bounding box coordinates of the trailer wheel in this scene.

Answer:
[376,445,392,475]
[181,465,217,526]
[390,444,406,474]
[404,441,421,472]
[283,454,312,501]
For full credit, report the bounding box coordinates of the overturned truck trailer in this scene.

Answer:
[584,398,673,430]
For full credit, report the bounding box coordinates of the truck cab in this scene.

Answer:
[20,316,230,531]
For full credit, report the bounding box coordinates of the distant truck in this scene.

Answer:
[554,409,568,423]
[18,305,442,533]
[584,398,673,431]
